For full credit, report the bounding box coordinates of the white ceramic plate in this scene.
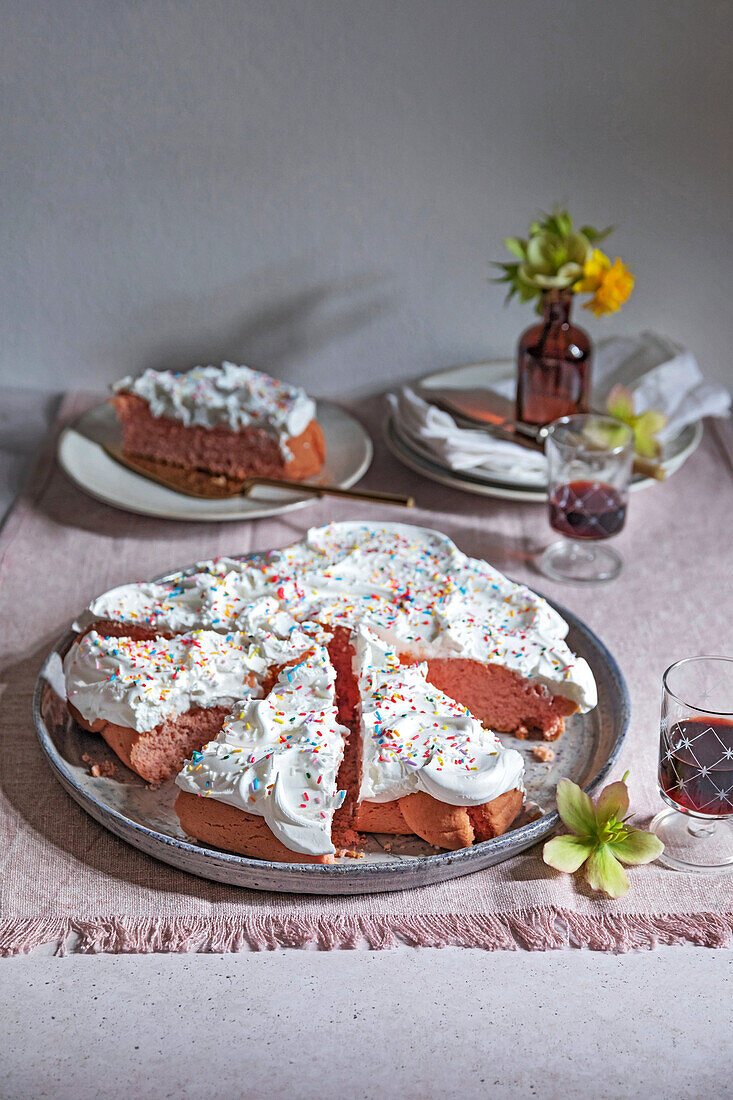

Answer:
[386,417,549,502]
[57,400,373,522]
[392,359,703,502]
[34,556,629,895]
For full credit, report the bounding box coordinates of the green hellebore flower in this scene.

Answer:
[519,229,591,290]
[527,230,590,271]
[606,384,668,458]
[519,260,585,290]
[542,775,664,899]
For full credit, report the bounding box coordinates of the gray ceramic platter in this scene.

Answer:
[34,557,629,895]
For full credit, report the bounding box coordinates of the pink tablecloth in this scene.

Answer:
[1,394,732,954]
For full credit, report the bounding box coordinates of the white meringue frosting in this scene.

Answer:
[113,361,316,447]
[354,627,525,806]
[74,523,596,712]
[74,590,322,657]
[175,647,347,856]
[64,629,277,733]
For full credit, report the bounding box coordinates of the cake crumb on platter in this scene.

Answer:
[530,744,555,762]
[82,753,117,778]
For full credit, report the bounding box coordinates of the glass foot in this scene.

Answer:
[539,539,622,584]
[650,808,733,872]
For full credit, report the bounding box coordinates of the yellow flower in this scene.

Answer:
[574,248,610,293]
[576,250,634,316]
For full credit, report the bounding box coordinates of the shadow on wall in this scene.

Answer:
[100,271,397,386]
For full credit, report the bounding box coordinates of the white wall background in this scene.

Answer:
[2,0,731,397]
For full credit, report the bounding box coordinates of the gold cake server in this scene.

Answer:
[102,443,415,508]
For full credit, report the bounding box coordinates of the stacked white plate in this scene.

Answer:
[386,360,703,503]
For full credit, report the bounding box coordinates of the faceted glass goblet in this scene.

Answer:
[540,414,634,584]
[651,655,733,873]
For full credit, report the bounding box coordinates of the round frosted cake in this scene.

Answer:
[65,522,597,862]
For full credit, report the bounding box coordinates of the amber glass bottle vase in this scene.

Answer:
[515,289,592,427]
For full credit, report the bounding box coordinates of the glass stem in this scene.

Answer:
[687,819,717,839]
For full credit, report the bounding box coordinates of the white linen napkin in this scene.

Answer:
[387,388,547,478]
[390,332,730,476]
[591,333,731,443]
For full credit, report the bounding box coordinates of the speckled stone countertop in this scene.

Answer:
[2,948,732,1099]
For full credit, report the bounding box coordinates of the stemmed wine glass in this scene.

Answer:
[539,414,634,584]
[651,655,733,872]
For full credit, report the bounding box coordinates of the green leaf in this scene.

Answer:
[490,261,521,287]
[581,224,613,243]
[554,210,573,237]
[584,845,630,898]
[516,272,540,302]
[556,778,597,836]
[519,284,538,303]
[541,210,567,238]
[503,237,527,260]
[491,262,519,275]
[543,834,594,873]
[611,829,664,866]
[595,780,630,826]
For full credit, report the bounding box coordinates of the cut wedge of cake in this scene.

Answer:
[112,362,326,483]
[350,627,525,848]
[175,647,348,863]
[64,629,288,784]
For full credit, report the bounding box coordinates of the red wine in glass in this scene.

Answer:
[659,717,733,817]
[548,479,627,541]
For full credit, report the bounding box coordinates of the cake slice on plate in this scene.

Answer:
[111,361,326,486]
